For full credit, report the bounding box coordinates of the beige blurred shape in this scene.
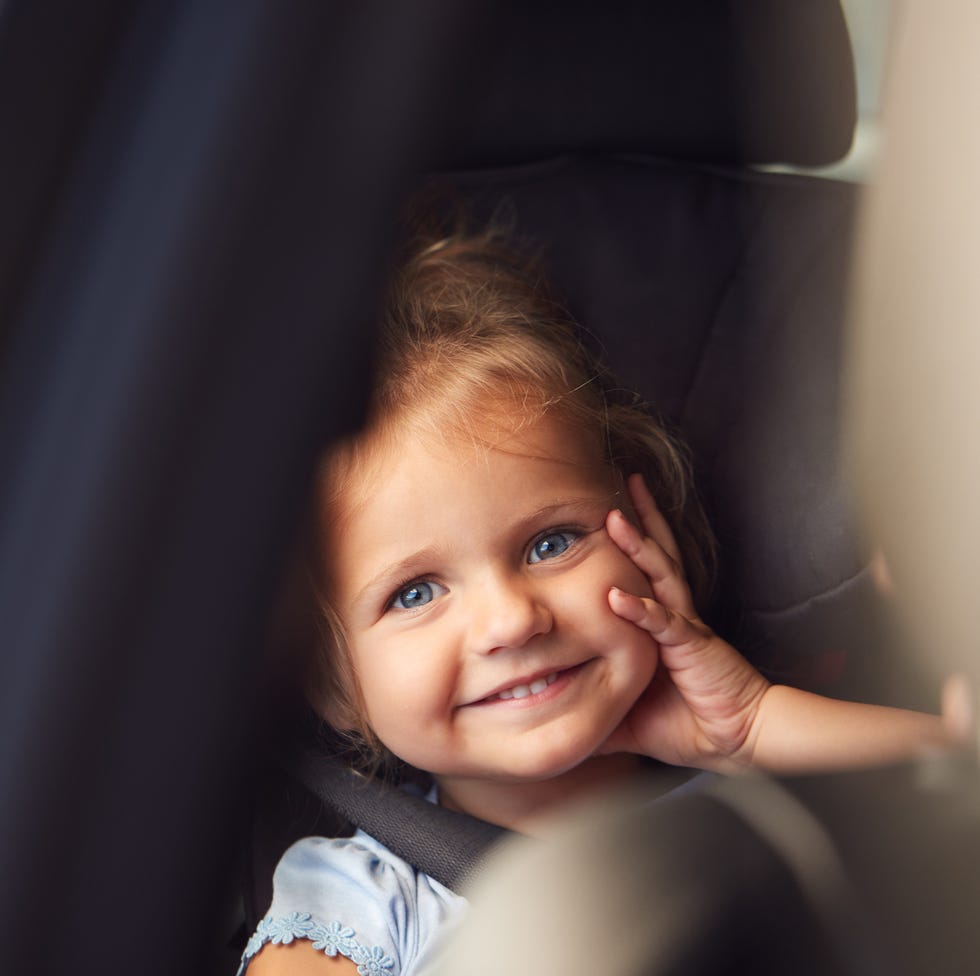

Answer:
[426,776,855,976]
[425,787,707,976]
[847,1,980,682]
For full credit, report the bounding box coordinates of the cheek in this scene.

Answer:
[555,544,653,640]
[351,633,461,769]
[593,536,653,599]
[350,629,456,723]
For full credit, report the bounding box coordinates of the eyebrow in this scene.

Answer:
[517,494,617,530]
[353,545,444,607]
[350,492,619,608]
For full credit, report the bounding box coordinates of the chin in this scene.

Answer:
[502,729,606,782]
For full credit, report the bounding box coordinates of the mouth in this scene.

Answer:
[488,671,560,702]
[469,661,591,707]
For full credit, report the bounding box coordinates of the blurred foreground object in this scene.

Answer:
[0,2,482,973]
[427,776,857,976]
[431,764,980,976]
[847,2,980,688]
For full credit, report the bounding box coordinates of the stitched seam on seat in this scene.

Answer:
[742,561,873,619]
[682,184,853,451]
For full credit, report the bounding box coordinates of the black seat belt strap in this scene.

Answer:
[287,751,509,893]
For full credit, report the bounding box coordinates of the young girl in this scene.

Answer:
[240,227,952,976]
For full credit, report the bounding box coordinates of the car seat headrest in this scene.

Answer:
[437,0,856,170]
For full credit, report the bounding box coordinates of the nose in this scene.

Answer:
[465,571,553,655]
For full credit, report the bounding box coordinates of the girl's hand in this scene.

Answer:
[598,474,770,771]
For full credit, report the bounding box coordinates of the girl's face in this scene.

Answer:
[323,407,659,803]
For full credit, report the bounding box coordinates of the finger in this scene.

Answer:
[606,508,679,581]
[627,473,684,568]
[608,586,707,649]
[606,508,697,617]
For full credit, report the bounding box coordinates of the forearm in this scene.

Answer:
[742,685,949,774]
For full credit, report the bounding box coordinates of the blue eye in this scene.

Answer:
[389,580,443,611]
[528,531,577,564]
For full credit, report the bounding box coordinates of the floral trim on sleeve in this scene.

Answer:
[237,911,397,975]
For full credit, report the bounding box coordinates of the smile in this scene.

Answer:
[470,661,591,707]
[492,671,559,701]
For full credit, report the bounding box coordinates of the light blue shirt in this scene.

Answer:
[238,828,467,976]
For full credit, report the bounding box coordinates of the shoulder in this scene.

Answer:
[238,833,467,976]
[245,939,358,975]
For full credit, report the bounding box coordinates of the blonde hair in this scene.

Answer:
[310,225,716,769]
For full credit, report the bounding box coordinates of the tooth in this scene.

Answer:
[511,684,531,699]
[498,688,514,700]
[546,672,558,685]
[529,678,548,694]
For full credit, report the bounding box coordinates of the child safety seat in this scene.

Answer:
[242,0,903,936]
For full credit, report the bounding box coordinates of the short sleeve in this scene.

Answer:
[238,832,467,976]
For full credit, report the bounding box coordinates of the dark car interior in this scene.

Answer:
[1,3,978,975]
